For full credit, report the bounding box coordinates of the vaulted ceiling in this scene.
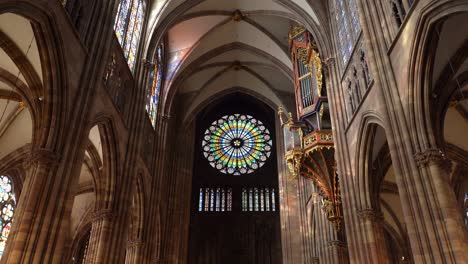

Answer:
[145,0,330,122]
[0,13,37,159]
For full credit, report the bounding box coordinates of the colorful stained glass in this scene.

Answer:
[146,45,163,128]
[113,0,145,71]
[0,175,15,257]
[202,114,272,175]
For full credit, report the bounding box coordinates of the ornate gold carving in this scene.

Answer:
[303,131,333,151]
[285,149,303,179]
[18,101,26,109]
[297,46,310,65]
[310,49,323,95]
[289,24,306,40]
[278,105,285,125]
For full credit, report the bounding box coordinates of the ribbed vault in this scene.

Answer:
[143,0,330,119]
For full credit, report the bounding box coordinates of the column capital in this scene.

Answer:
[414,148,450,168]
[127,239,143,248]
[327,240,347,248]
[91,209,114,222]
[29,148,60,167]
[357,208,383,222]
[142,59,155,69]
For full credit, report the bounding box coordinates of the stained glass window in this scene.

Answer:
[241,187,276,212]
[198,188,203,211]
[202,114,272,175]
[334,0,361,65]
[113,0,146,71]
[0,175,15,257]
[198,187,232,212]
[146,45,163,128]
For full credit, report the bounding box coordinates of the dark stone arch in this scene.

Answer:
[407,0,468,151]
[87,115,121,211]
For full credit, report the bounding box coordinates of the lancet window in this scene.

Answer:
[0,175,15,257]
[146,45,164,128]
[333,0,361,65]
[241,187,276,212]
[114,0,146,71]
[198,187,232,212]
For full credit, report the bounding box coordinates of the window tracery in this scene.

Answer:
[198,187,232,212]
[114,0,146,71]
[342,48,373,119]
[202,114,272,175]
[333,0,361,65]
[242,187,276,212]
[146,45,164,128]
[391,0,407,28]
[0,175,15,257]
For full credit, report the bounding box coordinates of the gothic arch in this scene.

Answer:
[128,172,146,242]
[0,1,68,151]
[407,0,468,151]
[66,206,93,263]
[87,116,120,211]
[182,86,280,127]
[355,111,388,209]
[354,111,412,262]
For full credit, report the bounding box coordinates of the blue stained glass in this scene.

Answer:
[114,0,131,45]
[348,0,361,37]
[113,0,145,71]
[334,0,361,66]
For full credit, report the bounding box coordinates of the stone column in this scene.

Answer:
[327,240,348,264]
[1,149,71,263]
[357,208,390,264]
[85,209,126,264]
[125,240,143,263]
[414,148,467,262]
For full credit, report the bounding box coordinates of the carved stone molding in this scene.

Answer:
[142,59,155,69]
[29,148,60,168]
[327,240,347,249]
[91,209,114,222]
[232,10,245,22]
[357,208,383,222]
[414,148,451,169]
[160,114,171,121]
[127,239,143,249]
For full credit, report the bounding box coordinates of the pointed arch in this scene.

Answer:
[87,116,120,210]
[0,2,68,153]
[407,0,468,151]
